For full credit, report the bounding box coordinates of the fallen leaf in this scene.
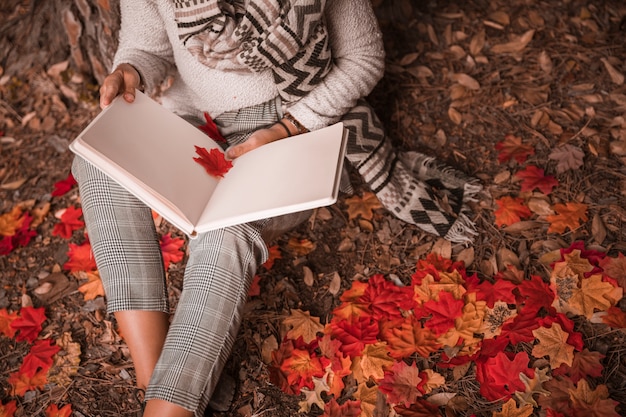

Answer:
[491,29,535,54]
[45,404,72,417]
[568,380,620,417]
[493,398,533,417]
[10,306,46,343]
[514,367,551,407]
[160,233,185,269]
[0,401,17,417]
[20,338,60,377]
[286,237,316,256]
[51,172,77,197]
[0,308,19,338]
[359,342,394,381]
[600,58,625,85]
[495,134,535,164]
[0,206,25,237]
[344,192,382,221]
[63,242,97,273]
[283,309,324,344]
[494,196,532,227]
[8,368,48,396]
[321,399,361,417]
[546,203,588,233]
[78,271,106,301]
[52,206,85,239]
[514,165,559,195]
[378,360,423,407]
[549,144,585,173]
[48,332,82,386]
[532,323,575,368]
[568,274,616,319]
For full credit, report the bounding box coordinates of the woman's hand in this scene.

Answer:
[99,63,142,109]
[225,119,297,159]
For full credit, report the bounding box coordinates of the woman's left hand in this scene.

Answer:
[225,120,297,159]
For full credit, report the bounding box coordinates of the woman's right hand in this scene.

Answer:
[99,63,142,109]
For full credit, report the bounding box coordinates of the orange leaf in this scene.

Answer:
[602,306,626,328]
[493,398,533,417]
[495,134,535,163]
[329,316,379,358]
[279,349,326,393]
[344,192,382,221]
[78,271,105,301]
[567,274,616,318]
[546,202,588,233]
[8,368,48,396]
[262,244,282,269]
[494,196,532,227]
[283,309,324,344]
[382,316,440,359]
[359,342,394,381]
[193,146,232,178]
[0,206,25,237]
[321,398,361,417]
[531,323,575,368]
[45,404,72,417]
[286,237,316,256]
[0,308,19,338]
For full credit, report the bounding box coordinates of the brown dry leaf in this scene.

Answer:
[527,197,554,216]
[531,323,575,368]
[488,10,510,26]
[354,382,379,417]
[539,51,553,74]
[30,201,51,228]
[548,144,585,173]
[469,30,485,56]
[448,107,463,125]
[449,73,480,90]
[568,380,620,416]
[491,30,535,54]
[299,375,330,413]
[283,309,324,344]
[0,177,27,190]
[493,398,533,417]
[591,213,607,244]
[497,247,520,271]
[328,272,341,295]
[514,367,551,408]
[302,265,315,287]
[600,58,625,85]
[261,335,278,364]
[48,331,81,386]
[344,192,382,221]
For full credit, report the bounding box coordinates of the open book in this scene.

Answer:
[69,91,347,237]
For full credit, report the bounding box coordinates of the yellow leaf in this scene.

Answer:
[531,323,575,368]
[568,274,615,318]
[283,309,324,344]
[359,342,394,381]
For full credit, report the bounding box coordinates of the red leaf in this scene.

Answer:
[51,173,77,197]
[0,400,17,417]
[52,206,84,239]
[279,348,327,394]
[474,278,517,308]
[20,339,60,376]
[10,306,47,343]
[514,165,559,194]
[552,348,604,383]
[476,351,534,401]
[499,309,540,345]
[422,291,464,335]
[516,274,556,315]
[495,134,535,164]
[0,235,13,255]
[8,368,47,396]
[45,404,72,417]
[602,306,626,328]
[193,146,233,178]
[321,399,361,417]
[0,308,19,338]
[262,245,282,270]
[248,274,261,297]
[198,112,226,143]
[378,360,423,407]
[328,316,379,358]
[63,241,97,273]
[494,196,532,227]
[160,233,185,269]
[362,274,414,320]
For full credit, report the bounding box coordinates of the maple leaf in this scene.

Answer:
[602,306,626,329]
[8,368,48,396]
[78,271,106,301]
[51,172,77,197]
[474,278,517,308]
[193,146,232,178]
[516,274,556,315]
[0,400,17,417]
[359,342,394,381]
[546,202,588,234]
[514,165,559,194]
[284,309,324,344]
[378,360,423,407]
[0,235,13,255]
[299,374,330,413]
[286,237,316,256]
[599,252,626,289]
[354,382,378,417]
[0,308,19,338]
[198,112,226,142]
[344,192,382,221]
[362,274,413,320]
[48,332,82,387]
[328,316,379,358]
[321,398,361,417]
[553,348,604,383]
[63,241,97,273]
[475,351,534,401]
[514,367,551,408]
[248,274,261,297]
[568,380,620,417]
[499,309,540,345]
[279,348,327,393]
[568,274,616,318]
[160,232,185,269]
[262,244,282,269]
[492,398,533,417]
[531,323,575,368]
[382,315,441,359]
[0,206,26,237]
[52,206,85,239]
[495,134,535,164]
[549,144,585,174]
[20,338,60,376]
[494,196,532,227]
[11,306,46,343]
[45,404,72,417]
[537,376,575,415]
[422,291,464,335]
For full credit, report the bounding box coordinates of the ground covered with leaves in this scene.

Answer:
[2,0,626,416]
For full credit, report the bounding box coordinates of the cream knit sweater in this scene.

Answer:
[113,0,386,130]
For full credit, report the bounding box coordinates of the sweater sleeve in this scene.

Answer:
[112,0,175,93]
[285,0,386,130]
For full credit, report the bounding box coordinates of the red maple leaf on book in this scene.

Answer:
[198,112,226,143]
[193,146,233,178]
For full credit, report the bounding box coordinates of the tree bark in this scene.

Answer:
[0,0,120,85]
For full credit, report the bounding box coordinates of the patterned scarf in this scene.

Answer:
[172,0,331,102]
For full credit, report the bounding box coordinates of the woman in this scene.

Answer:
[73,1,479,416]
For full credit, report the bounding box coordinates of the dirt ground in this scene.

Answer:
[1,0,626,416]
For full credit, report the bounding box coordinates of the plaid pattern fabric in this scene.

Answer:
[172,0,331,101]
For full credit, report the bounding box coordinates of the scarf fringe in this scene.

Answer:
[444,181,483,245]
